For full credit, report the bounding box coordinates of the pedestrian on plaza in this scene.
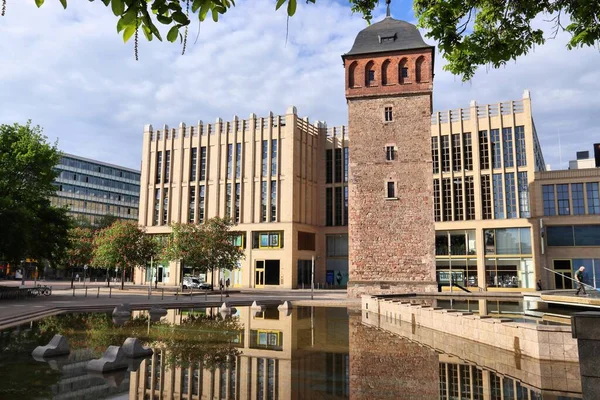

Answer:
[575,266,587,296]
[75,273,79,283]
[219,279,224,291]
[225,278,230,288]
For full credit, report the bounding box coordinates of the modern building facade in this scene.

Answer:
[52,153,141,225]
[137,109,349,288]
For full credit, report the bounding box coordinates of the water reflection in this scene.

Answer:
[0,305,584,399]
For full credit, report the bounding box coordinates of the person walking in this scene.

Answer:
[575,266,587,296]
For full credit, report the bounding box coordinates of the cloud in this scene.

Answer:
[0,1,598,171]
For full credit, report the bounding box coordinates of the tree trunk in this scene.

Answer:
[70,267,75,289]
[106,268,110,287]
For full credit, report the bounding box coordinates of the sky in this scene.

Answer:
[0,0,598,171]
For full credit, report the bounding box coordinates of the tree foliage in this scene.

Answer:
[92,220,159,289]
[6,0,597,81]
[0,122,71,267]
[163,217,244,276]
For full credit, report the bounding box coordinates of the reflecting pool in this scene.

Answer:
[0,306,583,399]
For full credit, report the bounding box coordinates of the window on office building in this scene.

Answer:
[505,173,517,219]
[572,183,585,215]
[479,131,490,170]
[326,188,333,226]
[227,144,233,179]
[493,174,504,219]
[271,140,277,177]
[543,185,556,216]
[515,126,526,167]
[503,127,514,167]
[162,188,169,225]
[164,150,171,183]
[335,186,343,225]
[433,179,441,222]
[199,147,207,181]
[344,186,348,225]
[442,178,452,221]
[156,151,162,183]
[343,147,349,183]
[481,175,492,220]
[587,183,599,214]
[326,149,333,184]
[235,183,241,223]
[226,183,232,219]
[261,181,267,222]
[441,136,450,172]
[452,134,461,172]
[432,137,439,174]
[453,178,463,221]
[199,185,205,223]
[465,176,475,220]
[557,184,570,215]
[491,129,501,169]
[261,140,268,176]
[189,187,195,223]
[153,189,160,225]
[517,172,530,218]
[236,143,242,179]
[463,133,473,171]
[335,149,343,183]
[270,181,277,221]
[190,147,197,181]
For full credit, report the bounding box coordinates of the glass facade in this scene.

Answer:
[432,137,439,174]
[441,136,450,172]
[572,183,585,215]
[504,173,517,219]
[463,133,473,171]
[335,149,343,183]
[587,183,600,214]
[190,147,197,181]
[502,127,513,168]
[547,225,600,246]
[479,131,489,170]
[517,172,529,218]
[199,147,207,181]
[515,125,526,166]
[343,147,349,182]
[484,228,533,288]
[490,129,501,169]
[261,140,268,176]
[236,143,242,179]
[435,230,477,287]
[492,174,504,219]
[270,140,277,177]
[452,134,461,172]
[542,185,555,216]
[270,181,277,222]
[556,184,570,215]
[326,150,333,184]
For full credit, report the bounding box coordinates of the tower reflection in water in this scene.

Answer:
[127,306,581,400]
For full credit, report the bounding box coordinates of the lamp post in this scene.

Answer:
[311,255,315,300]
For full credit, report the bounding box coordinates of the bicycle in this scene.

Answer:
[36,284,52,296]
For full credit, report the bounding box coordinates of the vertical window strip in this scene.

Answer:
[199,185,205,223]
[162,188,169,224]
[326,188,333,226]
[502,127,514,167]
[271,139,277,177]
[270,181,277,221]
[517,172,530,218]
[452,134,462,172]
[236,143,242,179]
[190,147,197,181]
[156,151,163,183]
[442,178,452,221]
[557,184,570,215]
[491,129,501,168]
[261,181,267,222]
[235,183,241,223]
[165,150,171,183]
[432,137,440,174]
[433,179,441,222]
[463,132,473,171]
[515,126,527,166]
[326,149,333,184]
[505,173,517,218]
[572,183,584,215]
[200,147,207,181]
[479,131,490,170]
[227,144,233,179]
[226,183,232,219]
[343,147,349,183]
[189,187,195,223]
[587,182,600,214]
[343,186,349,225]
[493,173,504,219]
[154,188,160,225]
[335,187,343,225]
[481,175,492,219]
[441,136,450,172]
[542,185,556,216]
[465,176,475,220]
[453,178,464,220]
[261,140,268,177]
[335,149,343,183]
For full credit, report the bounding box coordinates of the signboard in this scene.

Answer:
[437,270,465,284]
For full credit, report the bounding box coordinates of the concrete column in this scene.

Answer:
[572,311,600,399]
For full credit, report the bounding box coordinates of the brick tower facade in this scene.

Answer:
[343,15,437,296]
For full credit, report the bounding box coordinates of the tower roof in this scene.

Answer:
[343,17,432,58]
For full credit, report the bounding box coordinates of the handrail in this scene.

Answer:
[543,267,599,291]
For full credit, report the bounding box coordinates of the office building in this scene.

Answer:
[52,153,141,225]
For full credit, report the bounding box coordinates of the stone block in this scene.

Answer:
[121,338,153,358]
[87,346,129,372]
[32,334,70,358]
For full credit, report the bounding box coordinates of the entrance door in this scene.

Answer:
[553,259,573,289]
[255,261,265,288]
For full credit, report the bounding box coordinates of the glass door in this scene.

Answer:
[553,259,573,289]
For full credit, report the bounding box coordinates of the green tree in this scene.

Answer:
[92,220,159,290]
[64,226,95,288]
[7,0,598,80]
[163,217,244,286]
[0,122,71,281]
[95,213,119,230]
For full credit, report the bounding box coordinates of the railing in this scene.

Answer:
[543,267,599,291]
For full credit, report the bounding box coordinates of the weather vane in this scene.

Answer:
[386,0,391,17]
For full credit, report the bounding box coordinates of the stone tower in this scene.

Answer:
[343,12,437,296]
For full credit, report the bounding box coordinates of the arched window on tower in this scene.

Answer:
[348,61,357,88]
[382,59,391,85]
[399,58,409,84]
[365,61,376,86]
[416,56,426,83]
